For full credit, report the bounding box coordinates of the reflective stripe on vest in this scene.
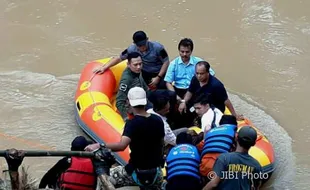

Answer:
[166,144,201,180]
[201,125,237,156]
[59,157,96,190]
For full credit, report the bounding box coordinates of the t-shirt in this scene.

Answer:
[201,108,223,132]
[188,75,228,112]
[120,41,169,74]
[213,152,263,190]
[147,108,176,146]
[122,114,165,171]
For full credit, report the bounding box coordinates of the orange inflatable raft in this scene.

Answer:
[75,57,275,177]
[75,57,129,165]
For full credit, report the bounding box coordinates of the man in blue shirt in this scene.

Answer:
[164,38,215,101]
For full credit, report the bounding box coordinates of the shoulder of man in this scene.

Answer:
[192,56,204,63]
[121,44,137,56]
[151,41,168,57]
[210,75,225,87]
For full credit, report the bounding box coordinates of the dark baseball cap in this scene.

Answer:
[133,31,148,46]
[71,136,93,151]
[237,126,257,147]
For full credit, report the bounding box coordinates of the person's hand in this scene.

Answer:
[93,65,108,74]
[4,148,25,171]
[176,95,182,103]
[178,102,186,113]
[92,147,116,176]
[84,143,100,152]
[236,114,244,121]
[94,148,116,167]
[149,76,160,89]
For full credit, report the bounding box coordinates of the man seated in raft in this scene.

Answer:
[164,38,215,129]
[86,87,165,189]
[147,91,188,152]
[116,52,151,120]
[203,126,262,190]
[164,38,215,101]
[94,30,170,90]
[116,52,177,121]
[178,61,243,125]
[164,132,202,190]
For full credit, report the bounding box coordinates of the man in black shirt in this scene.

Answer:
[203,126,263,190]
[86,87,165,189]
[178,61,243,120]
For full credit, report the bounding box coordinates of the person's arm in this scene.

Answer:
[158,48,170,78]
[203,154,226,190]
[39,157,70,188]
[116,76,131,120]
[215,82,241,119]
[106,121,133,151]
[224,99,237,117]
[150,45,169,87]
[164,62,175,91]
[93,47,130,74]
[106,136,131,152]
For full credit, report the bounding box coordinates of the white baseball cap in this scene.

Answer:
[127,87,147,106]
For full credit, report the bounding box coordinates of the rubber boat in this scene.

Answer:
[74,57,275,178]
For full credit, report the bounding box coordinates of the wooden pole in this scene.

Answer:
[0,150,95,157]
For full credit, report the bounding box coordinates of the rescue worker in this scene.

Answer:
[85,87,165,190]
[193,93,224,133]
[39,136,97,189]
[203,126,263,190]
[199,115,238,184]
[178,61,243,121]
[165,132,202,190]
[94,30,170,89]
[165,38,215,100]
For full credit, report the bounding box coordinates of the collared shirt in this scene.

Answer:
[120,41,169,74]
[116,67,149,119]
[164,56,215,89]
[147,108,176,146]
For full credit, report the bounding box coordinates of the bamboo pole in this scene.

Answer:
[0,150,95,157]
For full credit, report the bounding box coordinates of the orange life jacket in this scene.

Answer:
[59,157,96,190]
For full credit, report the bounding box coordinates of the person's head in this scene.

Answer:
[133,31,149,52]
[220,115,238,127]
[176,132,193,145]
[236,126,257,150]
[178,38,194,62]
[71,136,92,151]
[127,52,142,73]
[193,93,210,117]
[148,92,170,116]
[127,87,147,110]
[195,61,210,83]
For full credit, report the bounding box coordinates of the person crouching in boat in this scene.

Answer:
[147,90,189,153]
[86,87,165,190]
[39,136,98,189]
[199,115,238,185]
[164,132,202,190]
[203,126,263,190]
